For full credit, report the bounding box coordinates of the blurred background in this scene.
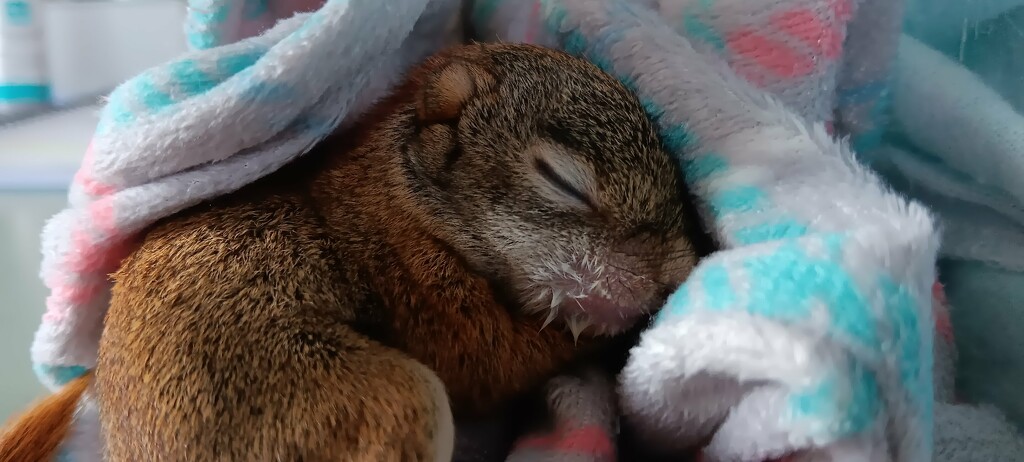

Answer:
[1,0,186,419]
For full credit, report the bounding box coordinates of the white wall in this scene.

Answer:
[1,0,187,420]
[43,0,188,106]
[0,192,67,420]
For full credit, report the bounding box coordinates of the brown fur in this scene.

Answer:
[5,43,711,461]
[0,372,91,462]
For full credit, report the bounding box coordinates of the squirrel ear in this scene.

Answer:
[416,60,496,124]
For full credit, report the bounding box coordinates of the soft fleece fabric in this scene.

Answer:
[475,1,1024,461]
[28,0,1024,461]
[509,2,939,460]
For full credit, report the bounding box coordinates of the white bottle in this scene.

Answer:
[0,0,50,116]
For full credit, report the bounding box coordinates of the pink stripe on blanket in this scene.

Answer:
[43,278,107,323]
[73,143,115,196]
[64,198,120,271]
[90,196,118,235]
[726,29,816,79]
[770,9,843,59]
[513,424,615,459]
[43,197,129,322]
[49,197,120,268]
[932,280,954,343]
[524,0,541,43]
[43,266,131,324]
[831,0,854,22]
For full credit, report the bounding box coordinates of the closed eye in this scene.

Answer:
[534,157,596,210]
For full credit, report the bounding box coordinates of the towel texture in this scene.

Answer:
[536,2,938,460]
[473,1,1024,460]
[27,0,1024,461]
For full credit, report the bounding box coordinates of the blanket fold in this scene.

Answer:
[529,2,937,460]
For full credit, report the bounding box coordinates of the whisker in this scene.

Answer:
[602,263,649,280]
[626,249,698,262]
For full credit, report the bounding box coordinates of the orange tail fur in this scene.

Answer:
[0,371,91,462]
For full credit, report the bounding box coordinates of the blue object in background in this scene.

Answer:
[4,0,32,25]
[888,0,1024,431]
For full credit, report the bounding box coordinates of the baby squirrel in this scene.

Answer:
[1,43,707,461]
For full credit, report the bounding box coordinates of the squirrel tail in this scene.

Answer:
[0,371,92,462]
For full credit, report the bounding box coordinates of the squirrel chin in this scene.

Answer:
[559,293,650,338]
[520,260,661,340]
[526,287,651,341]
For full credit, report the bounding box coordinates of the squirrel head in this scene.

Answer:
[390,43,703,337]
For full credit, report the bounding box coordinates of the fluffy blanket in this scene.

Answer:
[29,0,1024,461]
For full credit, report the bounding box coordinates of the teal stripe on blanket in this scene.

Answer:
[879,276,933,426]
[95,71,194,130]
[742,237,879,347]
[710,186,765,215]
[34,363,88,386]
[733,219,808,244]
[685,153,728,182]
[185,0,230,50]
[683,14,726,51]
[95,83,139,134]
[654,240,897,439]
[701,263,735,310]
[657,238,929,435]
[190,2,230,24]
[95,72,174,130]
[789,366,881,436]
[655,236,894,438]
[217,50,266,75]
[648,204,883,354]
[136,75,175,112]
[170,59,219,96]
[95,48,269,133]
[188,28,220,51]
